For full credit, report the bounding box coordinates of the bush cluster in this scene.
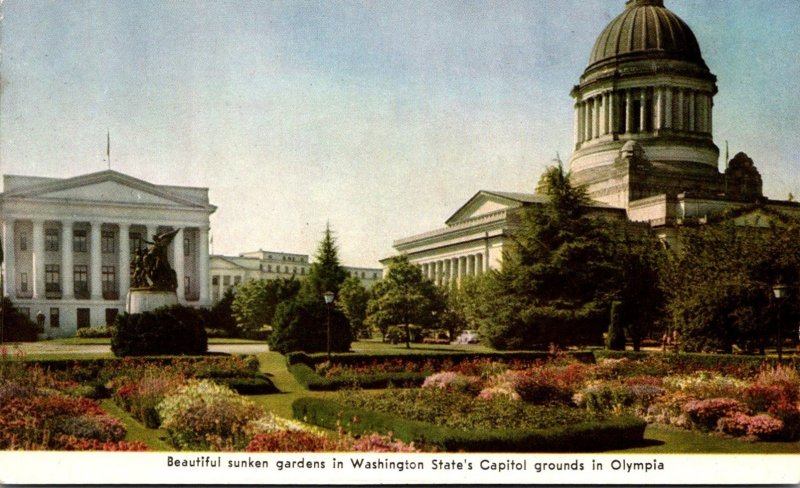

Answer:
[111,305,207,356]
[76,326,114,338]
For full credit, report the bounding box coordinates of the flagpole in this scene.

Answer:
[107,130,111,170]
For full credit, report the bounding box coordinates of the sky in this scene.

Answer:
[1,0,798,267]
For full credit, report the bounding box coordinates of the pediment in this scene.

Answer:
[4,170,207,208]
[446,191,541,225]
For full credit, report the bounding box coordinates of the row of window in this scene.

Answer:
[19,266,193,297]
[20,307,120,329]
[18,230,193,256]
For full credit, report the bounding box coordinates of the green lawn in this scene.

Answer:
[615,424,800,454]
[249,351,331,419]
[100,399,173,451]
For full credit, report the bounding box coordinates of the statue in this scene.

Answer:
[130,228,180,291]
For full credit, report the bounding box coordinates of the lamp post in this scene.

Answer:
[323,291,335,362]
[772,284,789,361]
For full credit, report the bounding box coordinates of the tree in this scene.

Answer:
[478,163,620,349]
[303,223,349,299]
[365,255,444,347]
[230,278,301,332]
[1,297,39,342]
[606,301,626,350]
[269,295,351,354]
[337,276,371,339]
[661,214,800,353]
[206,287,239,336]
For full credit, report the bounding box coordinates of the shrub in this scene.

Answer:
[422,372,481,395]
[606,301,626,350]
[246,430,332,452]
[113,372,187,428]
[682,398,747,432]
[717,412,784,440]
[663,372,749,399]
[111,305,207,356]
[576,381,664,415]
[76,326,114,338]
[1,297,39,342]
[156,380,262,451]
[269,295,352,354]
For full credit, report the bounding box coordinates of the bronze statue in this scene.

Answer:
[130,228,180,291]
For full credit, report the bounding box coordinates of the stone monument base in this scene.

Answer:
[127,288,178,314]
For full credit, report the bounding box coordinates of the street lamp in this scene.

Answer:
[323,291,335,362]
[772,284,789,361]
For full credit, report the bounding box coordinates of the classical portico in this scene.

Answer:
[1,170,215,336]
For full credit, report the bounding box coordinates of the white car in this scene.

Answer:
[456,330,479,344]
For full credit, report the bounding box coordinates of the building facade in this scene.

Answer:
[0,170,216,336]
[209,250,382,302]
[388,191,625,286]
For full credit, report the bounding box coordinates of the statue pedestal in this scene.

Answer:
[127,288,178,314]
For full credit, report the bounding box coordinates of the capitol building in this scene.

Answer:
[389,0,800,280]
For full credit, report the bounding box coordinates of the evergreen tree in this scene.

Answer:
[303,223,349,299]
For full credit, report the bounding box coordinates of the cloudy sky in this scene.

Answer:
[1,0,798,266]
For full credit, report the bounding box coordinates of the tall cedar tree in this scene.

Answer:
[479,163,662,350]
[303,223,349,299]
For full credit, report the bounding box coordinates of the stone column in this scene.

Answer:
[118,223,130,299]
[592,97,600,139]
[676,89,685,131]
[608,92,617,134]
[574,103,581,145]
[2,219,15,298]
[639,90,648,133]
[90,222,103,300]
[601,92,610,135]
[655,87,664,130]
[32,219,45,299]
[173,228,185,301]
[61,220,74,300]
[664,87,672,129]
[625,90,634,134]
[688,91,696,132]
[198,226,210,305]
[467,255,475,277]
[477,253,485,274]
[583,100,591,141]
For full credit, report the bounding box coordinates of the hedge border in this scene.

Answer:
[594,350,800,374]
[286,350,595,367]
[288,364,427,391]
[292,397,646,452]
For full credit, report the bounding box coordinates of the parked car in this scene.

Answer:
[455,330,479,344]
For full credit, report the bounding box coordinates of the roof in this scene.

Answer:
[587,0,705,70]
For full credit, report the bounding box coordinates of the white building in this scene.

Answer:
[209,250,382,302]
[0,170,216,336]
[388,190,625,286]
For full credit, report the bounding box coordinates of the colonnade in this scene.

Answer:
[1,218,210,303]
[574,86,713,145]
[419,253,486,287]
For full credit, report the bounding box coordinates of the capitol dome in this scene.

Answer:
[588,0,705,70]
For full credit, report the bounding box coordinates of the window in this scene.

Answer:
[233,276,241,285]
[102,266,116,295]
[212,276,219,286]
[45,228,59,251]
[184,237,191,256]
[73,230,88,252]
[19,232,27,251]
[77,308,90,329]
[102,230,115,253]
[130,232,143,251]
[50,308,60,328]
[223,275,230,286]
[20,273,28,293]
[45,265,61,292]
[267,265,272,272]
[372,272,377,279]
[184,276,191,295]
[105,308,118,326]
[74,265,88,296]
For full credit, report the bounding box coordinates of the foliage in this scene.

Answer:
[302,223,350,299]
[475,164,662,350]
[365,254,445,347]
[156,379,262,451]
[1,297,39,342]
[606,301,626,350]
[661,219,800,353]
[293,397,646,452]
[111,305,207,356]
[269,295,352,354]
[231,278,301,332]
[76,326,114,338]
[337,276,371,339]
[206,287,239,335]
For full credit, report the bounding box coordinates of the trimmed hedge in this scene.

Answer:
[288,364,426,391]
[286,350,596,368]
[292,397,646,452]
[112,305,207,356]
[594,350,800,375]
[199,374,279,395]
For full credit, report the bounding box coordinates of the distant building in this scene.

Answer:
[209,250,381,302]
[0,170,216,336]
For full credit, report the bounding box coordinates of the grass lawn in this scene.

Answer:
[615,424,800,454]
[100,399,172,451]
[249,351,331,419]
